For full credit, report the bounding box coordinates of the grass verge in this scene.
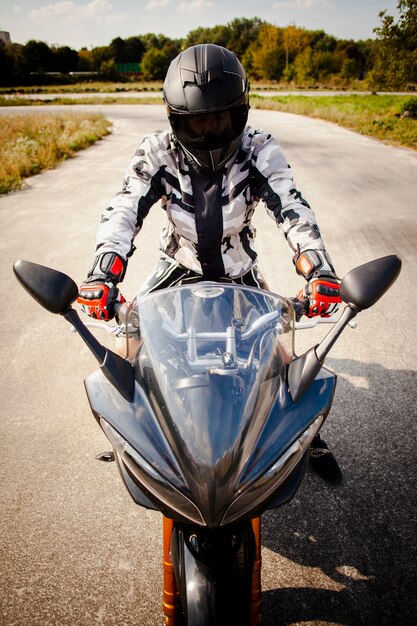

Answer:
[0,95,163,106]
[2,92,416,151]
[251,94,417,150]
[0,82,163,94]
[0,112,111,194]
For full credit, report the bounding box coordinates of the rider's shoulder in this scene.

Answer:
[141,129,173,150]
[243,127,280,153]
[136,129,177,162]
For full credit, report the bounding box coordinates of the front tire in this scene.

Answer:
[170,520,259,626]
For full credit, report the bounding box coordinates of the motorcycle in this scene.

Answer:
[13,254,401,626]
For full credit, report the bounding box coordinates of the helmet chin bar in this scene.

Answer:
[179,134,243,172]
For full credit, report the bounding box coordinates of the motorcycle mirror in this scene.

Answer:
[13,259,135,403]
[289,254,402,403]
[340,255,401,311]
[13,259,79,314]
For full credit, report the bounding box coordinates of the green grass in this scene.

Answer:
[0,95,163,106]
[251,94,417,150]
[0,81,163,94]
[0,112,111,194]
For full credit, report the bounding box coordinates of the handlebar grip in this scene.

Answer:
[113,301,130,323]
[291,297,309,321]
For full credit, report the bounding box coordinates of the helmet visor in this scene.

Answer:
[170,105,248,153]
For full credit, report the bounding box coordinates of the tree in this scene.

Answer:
[109,37,126,63]
[247,24,285,80]
[140,47,171,80]
[184,18,263,61]
[223,17,264,60]
[369,0,417,89]
[78,48,94,72]
[282,24,310,68]
[293,46,316,85]
[89,45,113,71]
[140,33,173,51]
[0,21,378,87]
[100,59,118,80]
[21,40,55,73]
[184,25,229,49]
[336,39,372,81]
[124,36,146,63]
[0,40,15,85]
[310,30,337,53]
[52,46,79,73]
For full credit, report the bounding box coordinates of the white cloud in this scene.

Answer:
[145,0,171,10]
[30,1,75,18]
[30,0,127,24]
[101,13,128,24]
[272,0,329,9]
[178,0,215,14]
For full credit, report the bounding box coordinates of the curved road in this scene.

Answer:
[1,104,416,625]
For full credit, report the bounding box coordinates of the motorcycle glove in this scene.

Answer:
[297,277,341,317]
[294,249,342,318]
[78,252,127,321]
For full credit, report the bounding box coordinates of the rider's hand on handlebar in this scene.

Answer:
[78,251,127,321]
[78,280,125,321]
[297,277,341,318]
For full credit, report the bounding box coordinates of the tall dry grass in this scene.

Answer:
[0,112,111,194]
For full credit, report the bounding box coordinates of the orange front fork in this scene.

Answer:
[162,516,262,626]
[251,516,263,626]
[163,517,182,626]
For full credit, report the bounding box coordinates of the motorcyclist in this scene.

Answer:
[77,43,342,483]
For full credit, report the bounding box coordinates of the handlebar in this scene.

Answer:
[113,301,130,324]
[81,298,354,337]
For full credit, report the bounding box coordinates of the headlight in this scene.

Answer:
[221,415,324,525]
[100,418,205,525]
[101,415,322,528]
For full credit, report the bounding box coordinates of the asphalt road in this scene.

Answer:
[1,104,416,626]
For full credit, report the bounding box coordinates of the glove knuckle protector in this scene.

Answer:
[293,248,341,318]
[77,252,127,320]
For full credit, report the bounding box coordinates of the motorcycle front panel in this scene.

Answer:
[85,283,336,527]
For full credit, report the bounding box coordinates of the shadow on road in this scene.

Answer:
[260,357,417,626]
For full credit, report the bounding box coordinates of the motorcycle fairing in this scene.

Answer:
[85,283,336,527]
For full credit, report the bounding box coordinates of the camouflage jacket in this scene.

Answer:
[94,126,325,279]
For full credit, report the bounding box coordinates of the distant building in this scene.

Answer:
[116,62,141,77]
[0,31,11,46]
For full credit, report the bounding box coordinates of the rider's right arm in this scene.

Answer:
[92,131,172,262]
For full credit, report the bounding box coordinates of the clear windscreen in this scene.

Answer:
[125,284,294,459]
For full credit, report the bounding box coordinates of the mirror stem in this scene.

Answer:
[63,307,106,364]
[315,305,358,363]
[63,307,135,403]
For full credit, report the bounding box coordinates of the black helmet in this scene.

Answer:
[163,44,250,171]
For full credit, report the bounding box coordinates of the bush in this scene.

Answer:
[399,97,417,117]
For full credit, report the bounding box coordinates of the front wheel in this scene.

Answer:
[166,518,261,626]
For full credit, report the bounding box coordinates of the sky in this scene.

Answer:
[1,0,401,50]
